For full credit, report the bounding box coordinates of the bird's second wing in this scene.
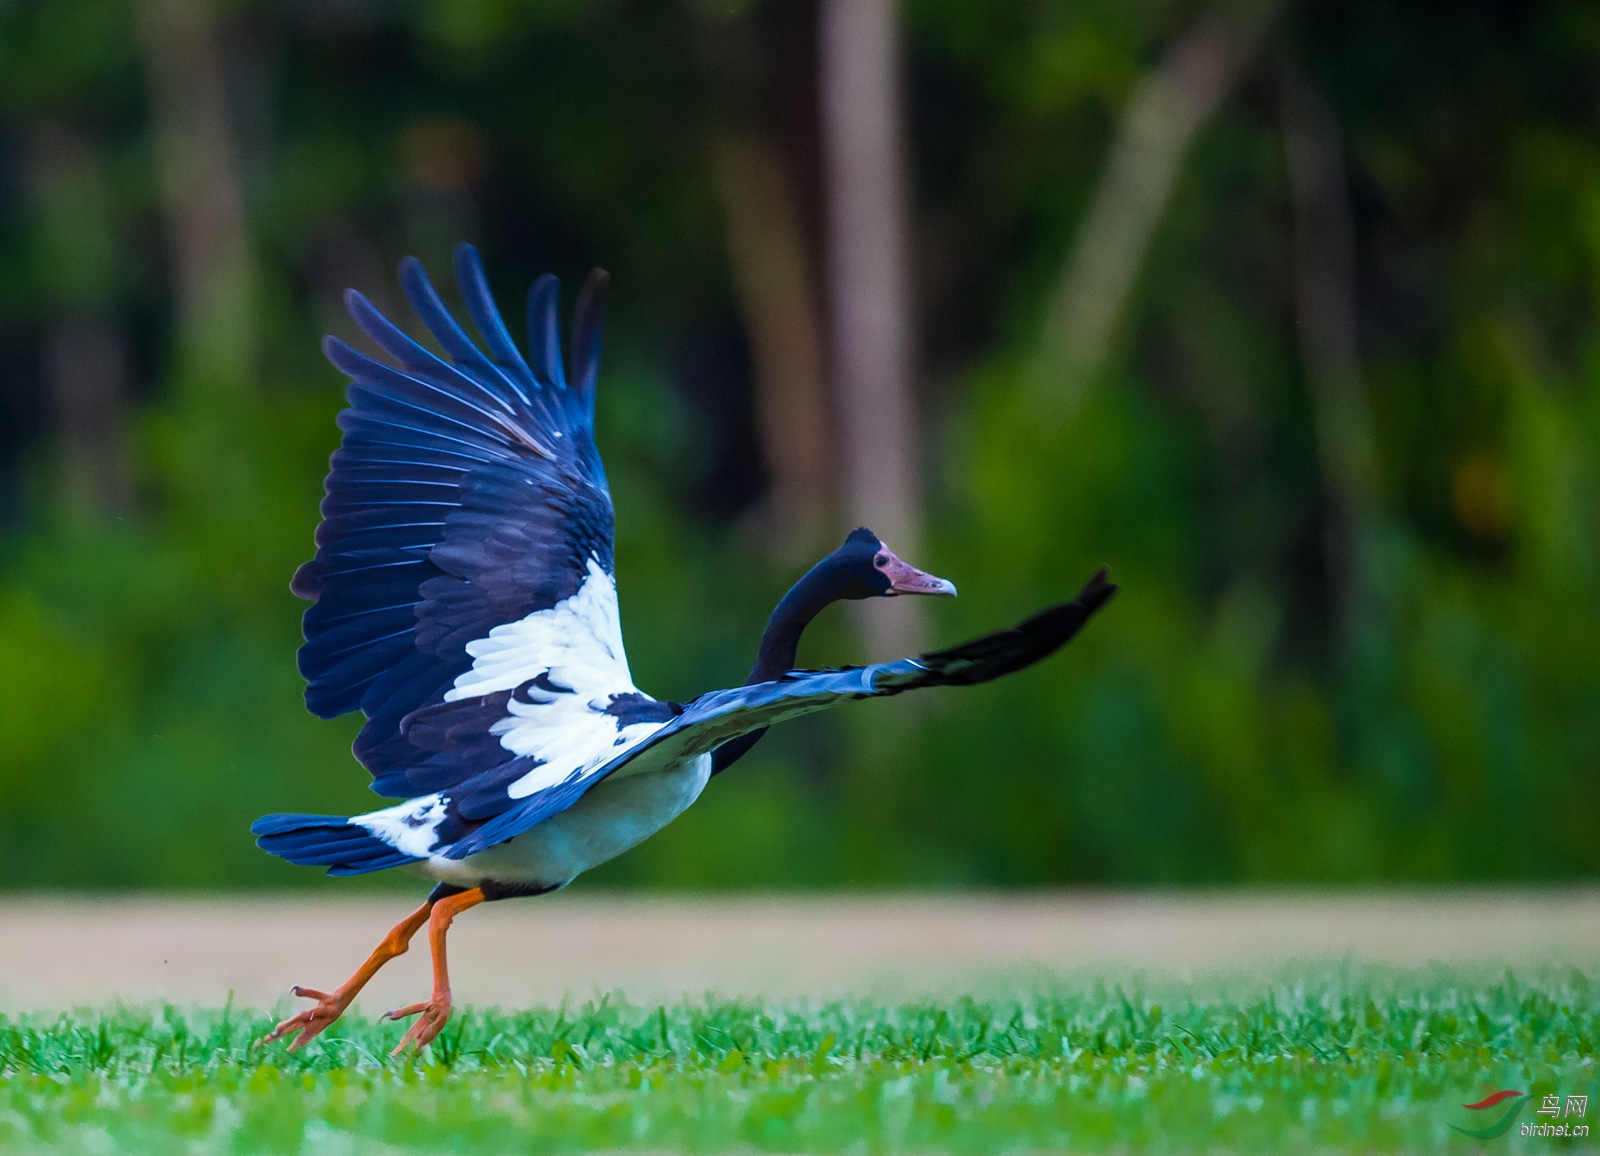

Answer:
[440,568,1117,858]
[293,244,651,801]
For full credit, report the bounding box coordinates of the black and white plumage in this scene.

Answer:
[254,246,1115,1052]
[260,247,666,883]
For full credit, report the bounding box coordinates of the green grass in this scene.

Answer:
[1,968,1596,1153]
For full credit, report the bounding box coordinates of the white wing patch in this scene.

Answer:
[354,793,449,858]
[447,557,633,701]
[444,557,667,800]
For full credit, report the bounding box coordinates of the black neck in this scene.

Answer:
[711,559,843,777]
[747,561,839,684]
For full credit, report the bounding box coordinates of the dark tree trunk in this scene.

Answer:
[712,133,835,556]
[819,0,922,659]
[28,124,130,518]
[1278,54,1379,631]
[137,0,256,393]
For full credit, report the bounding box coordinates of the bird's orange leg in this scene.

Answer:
[262,898,434,1051]
[382,886,485,1053]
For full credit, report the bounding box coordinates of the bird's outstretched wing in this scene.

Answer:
[440,568,1117,859]
[294,245,668,806]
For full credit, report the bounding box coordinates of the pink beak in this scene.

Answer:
[879,548,957,597]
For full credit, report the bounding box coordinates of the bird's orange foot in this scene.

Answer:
[262,985,351,1051]
[382,991,453,1054]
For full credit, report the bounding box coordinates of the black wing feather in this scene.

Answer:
[399,258,518,394]
[570,270,608,405]
[295,244,616,796]
[526,274,566,390]
[455,246,538,387]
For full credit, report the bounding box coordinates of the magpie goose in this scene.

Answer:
[255,245,1116,1052]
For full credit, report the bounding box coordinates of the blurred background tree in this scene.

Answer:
[0,0,1595,889]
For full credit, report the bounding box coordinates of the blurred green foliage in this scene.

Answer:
[0,0,1597,888]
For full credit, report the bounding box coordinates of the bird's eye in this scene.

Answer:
[874,555,888,567]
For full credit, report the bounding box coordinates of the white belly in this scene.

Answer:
[421,753,712,889]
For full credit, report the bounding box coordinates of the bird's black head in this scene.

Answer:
[744,526,958,688]
[724,526,957,769]
[817,526,958,601]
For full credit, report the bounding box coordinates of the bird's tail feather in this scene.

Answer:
[251,813,419,876]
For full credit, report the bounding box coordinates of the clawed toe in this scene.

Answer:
[384,995,453,1053]
[262,986,348,1050]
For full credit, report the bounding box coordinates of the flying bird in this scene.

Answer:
[255,245,1115,1052]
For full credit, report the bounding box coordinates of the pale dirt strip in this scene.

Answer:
[0,890,1595,1014]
